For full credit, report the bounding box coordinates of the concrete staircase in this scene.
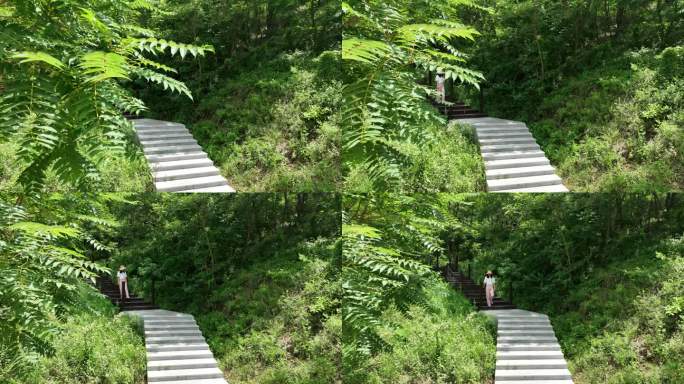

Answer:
[457,117,569,192]
[131,119,235,193]
[97,277,159,311]
[442,266,516,310]
[125,309,228,384]
[486,309,574,384]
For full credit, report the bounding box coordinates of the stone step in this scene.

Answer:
[476,127,530,134]
[498,344,562,351]
[150,158,216,172]
[146,336,206,344]
[134,122,186,129]
[486,165,557,180]
[487,174,564,191]
[479,137,537,145]
[147,367,224,382]
[497,315,549,320]
[497,351,566,360]
[176,185,236,193]
[141,138,198,148]
[143,144,203,155]
[496,381,574,384]
[496,359,568,370]
[154,166,220,182]
[498,335,557,342]
[498,330,556,336]
[147,343,210,352]
[137,132,194,140]
[151,379,227,384]
[146,325,201,331]
[477,131,534,139]
[482,150,547,161]
[498,325,554,331]
[148,358,218,371]
[481,143,541,153]
[496,184,570,192]
[148,350,215,361]
[155,175,229,192]
[136,127,190,135]
[146,152,209,163]
[146,330,204,337]
[494,368,573,381]
[144,318,197,323]
[485,157,550,170]
[140,314,195,320]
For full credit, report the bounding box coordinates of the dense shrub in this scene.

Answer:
[345,278,496,384]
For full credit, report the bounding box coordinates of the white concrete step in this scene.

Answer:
[148,358,218,371]
[498,335,558,342]
[150,158,215,172]
[155,175,229,192]
[482,150,547,161]
[481,143,541,153]
[154,166,220,182]
[141,138,198,148]
[146,336,206,344]
[147,367,224,382]
[476,127,530,134]
[146,152,209,163]
[177,185,236,192]
[146,325,201,331]
[134,122,186,129]
[147,343,210,352]
[137,132,194,140]
[496,359,568,370]
[498,330,556,336]
[498,344,562,351]
[151,379,227,384]
[499,324,554,330]
[144,144,203,155]
[496,381,573,384]
[488,174,563,191]
[136,127,189,135]
[497,351,566,360]
[144,320,198,326]
[486,165,557,180]
[496,314,548,319]
[140,314,195,320]
[146,330,203,337]
[495,368,573,381]
[485,157,550,170]
[479,137,537,145]
[496,184,570,192]
[478,131,534,139]
[148,350,215,361]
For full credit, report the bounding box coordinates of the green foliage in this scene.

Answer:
[347,278,495,384]
[109,193,342,383]
[342,0,485,191]
[468,0,684,191]
[33,312,146,384]
[0,0,211,192]
[135,0,342,191]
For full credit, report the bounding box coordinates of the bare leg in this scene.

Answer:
[118,280,123,301]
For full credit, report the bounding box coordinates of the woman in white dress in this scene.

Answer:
[483,270,496,307]
[117,265,130,301]
[435,72,446,103]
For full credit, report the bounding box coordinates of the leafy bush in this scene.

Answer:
[345,278,496,384]
[34,313,146,384]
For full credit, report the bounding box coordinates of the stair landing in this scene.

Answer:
[458,117,569,192]
[124,309,228,384]
[131,119,235,193]
[485,309,574,384]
